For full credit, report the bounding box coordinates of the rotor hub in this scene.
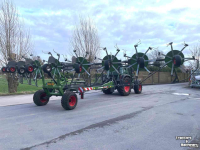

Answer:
[128,53,148,70]
[102,55,119,72]
[137,57,145,68]
[173,55,182,67]
[165,50,184,68]
[73,57,89,73]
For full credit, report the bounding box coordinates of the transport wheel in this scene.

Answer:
[33,90,50,106]
[1,67,6,72]
[102,88,114,94]
[61,91,78,110]
[25,65,34,73]
[18,67,26,74]
[134,80,142,94]
[42,64,52,73]
[117,77,131,96]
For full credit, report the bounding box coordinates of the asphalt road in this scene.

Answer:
[0,83,200,150]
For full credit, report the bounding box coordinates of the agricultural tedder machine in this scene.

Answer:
[1,41,199,110]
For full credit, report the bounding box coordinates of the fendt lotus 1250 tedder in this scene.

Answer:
[1,41,199,110]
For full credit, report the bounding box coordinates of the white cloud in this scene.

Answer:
[9,0,200,61]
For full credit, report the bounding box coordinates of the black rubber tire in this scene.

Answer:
[134,81,142,94]
[74,64,81,73]
[173,55,182,67]
[5,67,9,72]
[42,64,52,73]
[18,67,26,74]
[104,60,110,71]
[61,91,78,110]
[25,64,34,73]
[1,67,6,73]
[117,77,131,96]
[102,88,114,94]
[33,90,50,106]
[9,66,16,73]
[117,86,131,96]
[139,57,145,68]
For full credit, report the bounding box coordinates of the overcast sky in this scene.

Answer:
[8,0,200,61]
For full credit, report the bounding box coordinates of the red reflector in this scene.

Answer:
[3,68,6,72]
[79,66,82,72]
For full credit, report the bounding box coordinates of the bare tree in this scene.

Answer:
[148,49,165,67]
[0,0,33,93]
[188,43,200,69]
[70,16,100,62]
[32,56,43,65]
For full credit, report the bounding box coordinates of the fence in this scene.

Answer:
[0,70,190,86]
[138,71,189,85]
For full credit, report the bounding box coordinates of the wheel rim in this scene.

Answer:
[19,68,25,74]
[139,85,142,91]
[28,66,34,73]
[124,86,130,93]
[69,96,76,107]
[10,67,15,73]
[40,93,47,103]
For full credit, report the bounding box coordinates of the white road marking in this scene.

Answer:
[172,93,190,96]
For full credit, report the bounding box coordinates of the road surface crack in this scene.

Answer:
[21,106,154,150]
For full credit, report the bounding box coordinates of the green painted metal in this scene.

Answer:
[32,60,46,86]
[30,57,67,96]
[75,57,89,73]
[43,84,64,96]
[102,55,120,72]
[4,41,197,103]
[91,81,115,90]
[129,52,148,69]
[165,50,184,68]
